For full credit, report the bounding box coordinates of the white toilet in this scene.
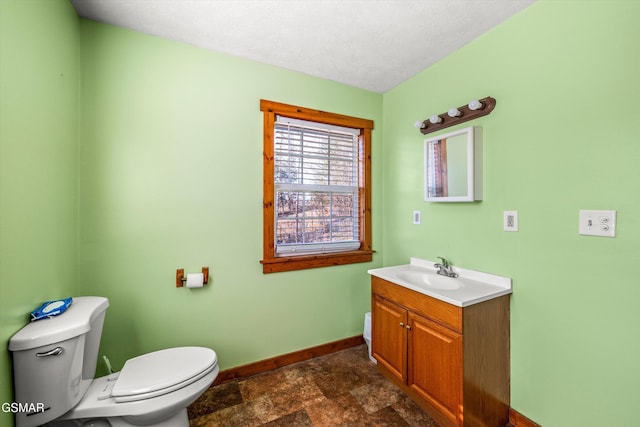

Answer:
[9,296,218,427]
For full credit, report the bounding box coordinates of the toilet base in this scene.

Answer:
[46,408,189,427]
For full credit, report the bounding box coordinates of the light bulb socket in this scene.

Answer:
[414,120,426,129]
[468,100,484,111]
[429,115,442,124]
[447,108,461,118]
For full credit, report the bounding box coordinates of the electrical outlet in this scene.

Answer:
[504,211,518,232]
[579,210,616,237]
[413,210,421,225]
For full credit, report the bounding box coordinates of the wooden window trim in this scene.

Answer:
[260,99,374,273]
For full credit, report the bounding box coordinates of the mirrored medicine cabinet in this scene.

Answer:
[424,126,482,202]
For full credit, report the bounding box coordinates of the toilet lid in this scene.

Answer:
[111,347,217,402]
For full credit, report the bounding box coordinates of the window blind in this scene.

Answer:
[274,116,360,256]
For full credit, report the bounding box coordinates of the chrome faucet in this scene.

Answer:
[434,257,458,278]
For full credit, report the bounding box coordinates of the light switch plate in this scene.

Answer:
[579,210,616,237]
[413,210,421,225]
[503,211,518,232]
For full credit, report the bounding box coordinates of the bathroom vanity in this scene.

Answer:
[368,259,511,427]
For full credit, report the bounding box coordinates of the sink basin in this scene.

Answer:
[396,270,462,290]
[368,258,512,307]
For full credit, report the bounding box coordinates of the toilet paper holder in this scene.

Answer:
[176,267,209,287]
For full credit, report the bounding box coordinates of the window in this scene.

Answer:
[427,138,448,197]
[260,100,374,273]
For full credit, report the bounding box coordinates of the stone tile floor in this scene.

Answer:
[188,344,516,426]
[187,344,441,426]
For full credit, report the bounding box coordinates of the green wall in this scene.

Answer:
[0,1,80,425]
[382,1,640,425]
[77,21,383,372]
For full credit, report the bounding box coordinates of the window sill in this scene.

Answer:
[261,250,374,274]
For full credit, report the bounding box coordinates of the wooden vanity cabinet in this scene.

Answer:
[371,276,509,427]
[372,295,407,381]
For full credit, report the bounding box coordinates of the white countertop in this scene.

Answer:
[368,258,512,307]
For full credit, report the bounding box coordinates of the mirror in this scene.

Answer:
[424,126,482,202]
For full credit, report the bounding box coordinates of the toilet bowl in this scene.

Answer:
[9,297,218,427]
[51,347,218,427]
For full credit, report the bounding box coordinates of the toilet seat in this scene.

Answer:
[111,347,217,403]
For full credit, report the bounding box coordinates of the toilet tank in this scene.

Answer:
[8,297,109,427]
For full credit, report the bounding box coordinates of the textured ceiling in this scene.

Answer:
[70,0,536,93]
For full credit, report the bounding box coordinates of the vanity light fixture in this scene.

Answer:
[416,96,496,135]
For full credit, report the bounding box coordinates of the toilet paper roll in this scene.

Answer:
[186,273,204,288]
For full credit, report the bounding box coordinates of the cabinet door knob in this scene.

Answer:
[400,322,404,328]
[406,324,412,330]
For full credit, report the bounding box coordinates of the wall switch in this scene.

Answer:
[503,211,519,232]
[413,210,421,225]
[579,210,616,237]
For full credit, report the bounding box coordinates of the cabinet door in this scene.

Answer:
[372,295,407,382]
[408,312,463,426]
